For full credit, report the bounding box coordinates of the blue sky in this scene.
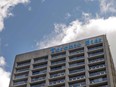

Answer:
[0,0,101,72]
[0,0,116,87]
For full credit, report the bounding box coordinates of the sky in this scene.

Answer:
[0,0,116,87]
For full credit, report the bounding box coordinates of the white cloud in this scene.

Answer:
[0,56,6,66]
[82,12,92,21]
[0,0,30,32]
[99,0,116,14]
[38,16,116,68]
[0,56,10,87]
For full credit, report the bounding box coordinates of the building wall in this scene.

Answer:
[9,35,116,87]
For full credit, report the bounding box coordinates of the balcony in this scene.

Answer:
[90,77,107,84]
[15,74,28,79]
[89,58,104,64]
[14,80,27,86]
[99,85,108,87]
[69,75,85,81]
[17,60,30,67]
[49,79,65,86]
[50,72,65,78]
[69,49,84,55]
[31,83,45,87]
[51,66,65,71]
[89,71,106,77]
[16,68,29,73]
[89,64,105,70]
[33,63,47,69]
[69,62,85,68]
[88,44,103,51]
[34,58,48,63]
[51,53,66,59]
[69,82,86,87]
[88,50,104,57]
[51,60,65,65]
[31,77,45,82]
[69,68,85,74]
[32,70,47,75]
[69,56,84,62]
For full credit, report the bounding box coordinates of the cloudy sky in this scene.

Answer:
[0,0,116,87]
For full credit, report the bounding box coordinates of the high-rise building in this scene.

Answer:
[9,35,116,87]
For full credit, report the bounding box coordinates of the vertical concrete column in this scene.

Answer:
[10,62,17,87]
[65,50,69,87]
[46,54,51,87]
[27,59,33,87]
[84,46,89,87]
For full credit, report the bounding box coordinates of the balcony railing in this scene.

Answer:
[90,77,107,84]
[31,77,45,82]
[70,50,84,55]
[49,79,65,85]
[88,51,104,57]
[33,64,47,69]
[52,54,66,59]
[17,61,30,67]
[51,66,65,71]
[17,63,30,67]
[88,46,103,51]
[31,83,45,87]
[32,70,47,75]
[69,62,85,67]
[51,60,65,65]
[14,81,27,86]
[50,73,65,78]
[99,85,108,87]
[89,64,105,70]
[69,82,86,87]
[90,71,106,77]
[15,74,28,79]
[16,68,29,73]
[89,58,104,63]
[70,56,84,61]
[34,58,47,63]
[69,75,85,81]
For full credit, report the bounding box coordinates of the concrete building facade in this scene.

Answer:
[9,35,116,87]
